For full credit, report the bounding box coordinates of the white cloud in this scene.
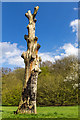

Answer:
[70,19,78,33]
[74,42,78,47]
[8,56,24,66]
[39,43,78,62]
[38,52,55,63]
[1,42,55,68]
[39,42,78,62]
[54,19,79,60]
[54,55,61,60]
[73,8,80,11]
[61,43,78,56]
[53,43,78,61]
[0,42,24,68]
[1,41,78,68]
[73,8,78,11]
[70,19,80,40]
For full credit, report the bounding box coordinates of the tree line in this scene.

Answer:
[1,55,79,106]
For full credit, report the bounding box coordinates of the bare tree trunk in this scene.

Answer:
[15,6,41,114]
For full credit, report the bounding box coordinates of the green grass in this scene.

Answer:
[0,106,79,119]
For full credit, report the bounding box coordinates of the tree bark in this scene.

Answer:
[15,6,41,114]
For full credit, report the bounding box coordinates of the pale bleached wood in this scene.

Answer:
[15,6,41,114]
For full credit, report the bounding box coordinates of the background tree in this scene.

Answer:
[2,55,78,106]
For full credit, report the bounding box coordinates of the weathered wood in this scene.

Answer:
[15,6,41,114]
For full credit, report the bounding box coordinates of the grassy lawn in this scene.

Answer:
[1,106,79,119]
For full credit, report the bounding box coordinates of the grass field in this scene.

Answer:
[1,106,79,119]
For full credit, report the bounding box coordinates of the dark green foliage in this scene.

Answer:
[2,56,78,106]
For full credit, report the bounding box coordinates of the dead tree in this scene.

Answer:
[15,6,41,114]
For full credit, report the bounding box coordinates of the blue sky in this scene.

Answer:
[1,2,78,69]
